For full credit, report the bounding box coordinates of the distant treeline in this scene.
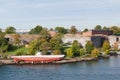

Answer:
[1,25,120,34]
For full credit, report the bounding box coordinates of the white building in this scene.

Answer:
[62,34,91,47]
[108,35,120,50]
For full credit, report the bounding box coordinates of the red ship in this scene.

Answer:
[11,52,65,63]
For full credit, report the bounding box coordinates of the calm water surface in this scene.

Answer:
[1,56,120,80]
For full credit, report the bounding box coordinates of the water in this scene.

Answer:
[1,56,120,80]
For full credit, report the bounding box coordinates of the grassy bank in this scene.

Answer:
[0,46,30,59]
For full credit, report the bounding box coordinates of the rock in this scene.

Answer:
[0,60,3,65]
[0,60,14,65]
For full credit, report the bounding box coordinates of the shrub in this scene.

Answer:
[105,49,110,55]
[65,48,73,58]
[15,49,24,55]
[91,48,100,58]
[15,47,30,55]
[52,50,61,55]
[79,48,85,56]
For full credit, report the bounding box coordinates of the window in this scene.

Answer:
[116,37,119,42]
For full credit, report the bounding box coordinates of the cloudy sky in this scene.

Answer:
[0,0,120,30]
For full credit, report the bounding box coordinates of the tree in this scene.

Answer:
[72,40,80,56]
[29,38,46,55]
[85,41,94,54]
[55,27,67,34]
[5,26,16,34]
[94,25,102,30]
[0,28,2,33]
[13,34,21,45]
[50,33,63,49]
[103,26,109,30]
[104,49,110,55]
[83,28,88,32]
[91,48,100,58]
[0,32,9,53]
[79,48,85,56]
[40,41,50,55]
[69,26,77,34]
[50,37,62,50]
[50,28,54,31]
[39,28,51,41]
[29,25,43,34]
[110,26,120,34]
[102,40,110,51]
[52,50,61,55]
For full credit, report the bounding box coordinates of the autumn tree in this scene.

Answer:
[102,40,110,51]
[85,41,94,54]
[52,50,61,55]
[5,26,16,34]
[65,48,73,58]
[29,25,43,34]
[91,48,100,58]
[70,26,77,34]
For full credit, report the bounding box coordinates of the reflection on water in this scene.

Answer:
[1,56,120,80]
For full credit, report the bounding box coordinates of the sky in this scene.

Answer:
[0,0,120,30]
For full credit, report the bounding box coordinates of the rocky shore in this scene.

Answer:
[0,60,3,65]
[54,57,98,64]
[0,60,14,65]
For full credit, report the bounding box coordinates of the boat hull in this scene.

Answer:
[11,55,64,63]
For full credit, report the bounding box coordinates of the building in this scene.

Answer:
[62,34,91,47]
[82,31,92,36]
[62,32,120,49]
[108,35,120,50]
[92,30,113,35]
[5,34,39,45]
[91,36,106,48]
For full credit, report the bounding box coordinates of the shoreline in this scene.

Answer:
[0,56,109,65]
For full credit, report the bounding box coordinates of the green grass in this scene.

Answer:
[7,46,31,55]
